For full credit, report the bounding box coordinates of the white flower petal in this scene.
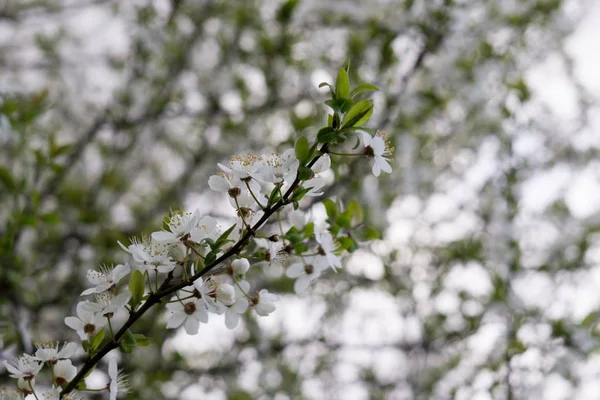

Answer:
[108,358,118,380]
[152,231,177,243]
[225,309,239,329]
[166,312,186,329]
[208,175,231,192]
[184,316,199,335]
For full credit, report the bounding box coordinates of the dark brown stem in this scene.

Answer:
[61,144,328,397]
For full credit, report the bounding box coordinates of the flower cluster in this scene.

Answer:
[1,342,81,399]
[1,69,393,399]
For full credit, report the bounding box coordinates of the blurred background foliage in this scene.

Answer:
[1,0,599,399]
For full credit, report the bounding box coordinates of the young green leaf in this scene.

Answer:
[295,136,310,163]
[317,127,337,143]
[342,100,374,128]
[90,328,105,352]
[335,67,350,99]
[323,199,338,221]
[129,270,145,310]
[132,333,154,347]
[350,83,379,98]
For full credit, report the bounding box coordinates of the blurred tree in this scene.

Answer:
[1,0,598,399]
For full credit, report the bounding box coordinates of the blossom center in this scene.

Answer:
[184,302,197,315]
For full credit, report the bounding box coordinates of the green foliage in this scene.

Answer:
[129,270,145,310]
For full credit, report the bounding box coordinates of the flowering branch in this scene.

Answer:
[2,66,395,400]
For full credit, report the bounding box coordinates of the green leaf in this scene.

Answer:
[119,329,136,353]
[304,222,314,238]
[325,98,354,114]
[49,143,72,158]
[212,223,237,250]
[129,270,145,310]
[292,185,313,202]
[40,212,60,224]
[323,199,337,221]
[294,136,310,163]
[342,100,374,129]
[361,226,380,240]
[338,236,358,252]
[350,83,379,97]
[335,67,350,99]
[133,333,153,347]
[0,167,15,192]
[297,165,314,181]
[317,127,337,143]
[90,328,105,352]
[347,200,363,225]
[276,0,299,24]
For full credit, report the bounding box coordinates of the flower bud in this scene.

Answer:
[169,242,187,262]
[232,258,250,275]
[17,377,33,395]
[216,283,236,306]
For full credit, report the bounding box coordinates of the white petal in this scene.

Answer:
[111,291,131,310]
[232,298,249,313]
[360,132,372,146]
[108,358,117,380]
[3,361,22,376]
[157,263,176,273]
[64,316,83,331]
[195,304,209,323]
[112,264,130,283]
[184,316,200,335]
[225,309,239,329]
[217,163,233,174]
[208,175,230,192]
[294,276,311,294]
[371,136,385,154]
[377,157,392,173]
[372,161,381,177]
[151,231,177,243]
[57,342,78,359]
[110,380,118,400]
[166,312,186,329]
[81,288,95,296]
[286,263,304,278]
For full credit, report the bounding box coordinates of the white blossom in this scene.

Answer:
[288,209,307,229]
[81,264,130,296]
[80,291,132,317]
[251,289,279,316]
[108,358,128,400]
[152,210,201,244]
[165,297,208,335]
[231,258,250,275]
[360,131,393,177]
[254,149,299,185]
[209,171,261,198]
[32,341,77,363]
[64,302,106,340]
[3,354,42,380]
[311,154,331,173]
[189,215,219,244]
[286,256,328,294]
[218,153,261,181]
[54,359,77,385]
[315,231,341,271]
[225,280,250,329]
[303,176,326,197]
[118,236,177,273]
